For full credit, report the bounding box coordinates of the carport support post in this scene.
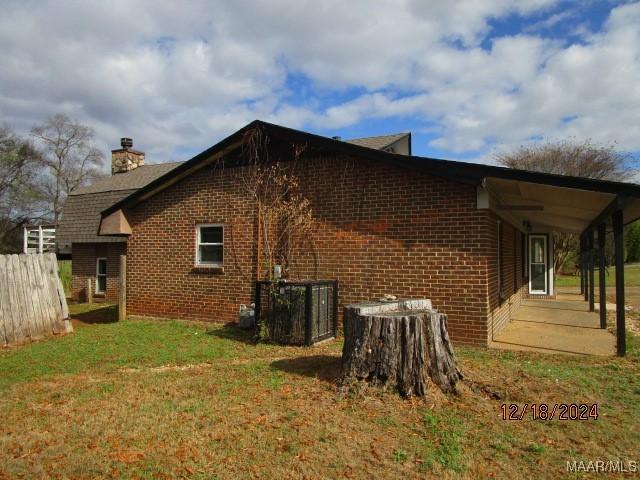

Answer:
[613,209,625,356]
[598,223,607,329]
[582,234,589,301]
[579,234,585,295]
[588,229,595,312]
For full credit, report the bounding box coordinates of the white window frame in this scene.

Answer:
[195,224,224,267]
[528,234,548,295]
[95,257,107,294]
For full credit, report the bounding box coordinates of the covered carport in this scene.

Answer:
[478,173,640,356]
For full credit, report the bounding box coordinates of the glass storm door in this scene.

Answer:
[528,235,548,294]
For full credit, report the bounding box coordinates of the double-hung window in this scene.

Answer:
[196,225,224,267]
[96,258,107,293]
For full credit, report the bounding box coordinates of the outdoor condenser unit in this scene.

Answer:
[254,280,338,346]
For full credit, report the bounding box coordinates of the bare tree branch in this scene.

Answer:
[234,126,314,280]
[30,113,106,223]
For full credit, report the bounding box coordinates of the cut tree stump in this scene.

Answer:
[341,299,463,397]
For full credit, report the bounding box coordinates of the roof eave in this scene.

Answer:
[99,120,640,220]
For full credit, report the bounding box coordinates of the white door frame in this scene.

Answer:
[528,234,548,295]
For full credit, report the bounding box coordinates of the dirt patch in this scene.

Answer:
[120,362,215,373]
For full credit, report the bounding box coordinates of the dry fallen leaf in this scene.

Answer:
[110,450,145,464]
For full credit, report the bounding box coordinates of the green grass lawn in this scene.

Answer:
[556,262,640,287]
[0,303,639,479]
[57,259,71,296]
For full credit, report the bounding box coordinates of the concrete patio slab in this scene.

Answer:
[490,288,616,356]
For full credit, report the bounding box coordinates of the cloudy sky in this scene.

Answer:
[1,0,639,168]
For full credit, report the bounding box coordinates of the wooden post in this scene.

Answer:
[588,229,595,312]
[613,209,625,357]
[86,277,93,305]
[38,225,43,254]
[598,223,607,329]
[119,255,127,321]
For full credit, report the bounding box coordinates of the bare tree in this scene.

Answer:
[0,125,45,252]
[31,114,105,223]
[236,126,314,280]
[496,139,629,180]
[496,139,631,272]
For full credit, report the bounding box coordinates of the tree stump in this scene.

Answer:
[341,299,463,397]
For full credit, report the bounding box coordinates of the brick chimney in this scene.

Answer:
[111,137,144,175]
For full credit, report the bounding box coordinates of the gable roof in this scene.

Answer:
[71,133,406,198]
[101,120,640,219]
[345,132,409,151]
[57,163,182,245]
[96,120,640,237]
[58,131,407,245]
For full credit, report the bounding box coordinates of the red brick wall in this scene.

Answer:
[71,242,125,302]
[487,212,526,340]
[125,155,499,345]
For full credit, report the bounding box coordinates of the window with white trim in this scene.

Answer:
[96,258,107,293]
[196,225,224,267]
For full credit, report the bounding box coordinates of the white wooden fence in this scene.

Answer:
[0,253,72,347]
[23,225,56,254]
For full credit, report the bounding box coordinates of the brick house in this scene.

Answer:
[59,120,640,347]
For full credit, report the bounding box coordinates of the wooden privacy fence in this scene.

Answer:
[0,253,72,347]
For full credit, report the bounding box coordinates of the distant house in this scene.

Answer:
[58,120,640,348]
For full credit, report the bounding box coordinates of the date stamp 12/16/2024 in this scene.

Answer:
[501,403,599,421]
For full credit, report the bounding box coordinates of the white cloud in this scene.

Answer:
[524,9,575,33]
[0,0,638,167]
[310,2,640,155]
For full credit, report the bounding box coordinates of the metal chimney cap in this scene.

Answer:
[120,137,133,149]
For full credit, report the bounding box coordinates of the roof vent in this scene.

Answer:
[332,136,342,141]
[120,137,133,149]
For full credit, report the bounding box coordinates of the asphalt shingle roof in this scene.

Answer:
[57,190,136,245]
[345,132,409,150]
[58,163,182,244]
[57,133,408,245]
[71,162,182,195]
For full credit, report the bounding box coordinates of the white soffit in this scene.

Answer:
[485,177,616,233]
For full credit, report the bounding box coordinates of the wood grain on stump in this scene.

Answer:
[341,299,463,397]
